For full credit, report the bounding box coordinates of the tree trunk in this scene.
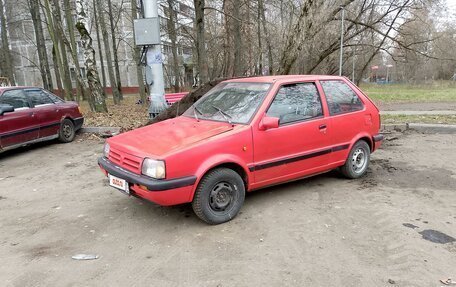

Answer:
[107,0,123,99]
[93,0,107,96]
[194,0,209,84]
[256,0,262,75]
[29,0,53,90]
[63,0,86,101]
[259,0,273,75]
[131,0,146,103]
[167,0,180,92]
[0,0,15,85]
[43,0,73,100]
[52,46,63,96]
[75,0,108,112]
[52,0,74,100]
[232,0,242,76]
[96,0,121,104]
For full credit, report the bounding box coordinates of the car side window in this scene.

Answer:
[0,90,30,110]
[267,82,323,125]
[320,80,364,115]
[42,90,64,103]
[26,89,54,107]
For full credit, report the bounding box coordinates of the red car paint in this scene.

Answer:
[99,75,383,206]
[0,87,84,152]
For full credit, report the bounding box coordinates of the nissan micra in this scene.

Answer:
[98,75,383,224]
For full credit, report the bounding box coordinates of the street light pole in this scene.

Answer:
[143,0,167,118]
[339,6,345,76]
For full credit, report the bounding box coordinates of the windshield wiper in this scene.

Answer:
[211,105,232,124]
[192,104,202,121]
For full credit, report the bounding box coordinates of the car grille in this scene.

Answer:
[108,147,142,174]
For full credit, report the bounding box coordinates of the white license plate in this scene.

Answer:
[108,174,130,195]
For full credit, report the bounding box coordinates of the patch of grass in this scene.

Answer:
[361,81,456,103]
[382,114,456,124]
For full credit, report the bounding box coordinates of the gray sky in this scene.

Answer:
[448,0,456,9]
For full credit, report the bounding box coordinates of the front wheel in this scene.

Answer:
[192,168,245,225]
[58,119,75,143]
[340,140,370,179]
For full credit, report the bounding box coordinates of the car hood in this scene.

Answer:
[109,116,234,158]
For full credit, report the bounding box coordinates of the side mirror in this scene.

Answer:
[259,115,279,131]
[0,104,14,116]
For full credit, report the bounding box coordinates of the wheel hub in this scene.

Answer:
[352,148,366,173]
[209,182,234,211]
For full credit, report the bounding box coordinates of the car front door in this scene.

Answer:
[0,89,39,149]
[251,82,331,186]
[25,89,62,139]
[319,80,367,163]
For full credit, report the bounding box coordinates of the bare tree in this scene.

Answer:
[0,0,15,85]
[194,0,209,84]
[75,0,108,112]
[28,0,53,90]
[63,0,87,100]
[95,0,122,104]
[92,0,107,94]
[107,0,123,99]
[131,0,146,103]
[167,0,181,92]
[43,0,73,100]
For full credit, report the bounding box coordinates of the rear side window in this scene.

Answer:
[42,90,64,103]
[320,80,364,115]
[267,82,323,125]
[25,89,54,106]
[0,90,30,109]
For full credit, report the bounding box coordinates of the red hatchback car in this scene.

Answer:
[99,75,383,224]
[0,87,83,152]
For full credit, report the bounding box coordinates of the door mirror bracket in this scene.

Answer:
[259,115,279,131]
[0,104,14,116]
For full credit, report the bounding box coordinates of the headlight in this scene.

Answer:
[103,143,110,158]
[141,158,166,179]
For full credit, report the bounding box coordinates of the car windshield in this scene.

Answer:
[183,82,271,124]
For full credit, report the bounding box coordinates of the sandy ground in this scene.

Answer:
[1,132,455,287]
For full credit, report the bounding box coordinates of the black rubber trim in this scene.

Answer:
[248,144,350,172]
[0,126,40,139]
[0,121,62,139]
[73,117,84,130]
[98,157,197,191]
[373,134,384,142]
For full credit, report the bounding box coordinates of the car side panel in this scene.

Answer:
[34,104,61,138]
[164,126,254,201]
[0,109,39,148]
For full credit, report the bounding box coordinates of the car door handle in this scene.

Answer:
[319,124,327,130]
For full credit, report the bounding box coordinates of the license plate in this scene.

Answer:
[108,174,130,195]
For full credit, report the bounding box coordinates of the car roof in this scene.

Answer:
[0,86,41,94]
[224,75,347,84]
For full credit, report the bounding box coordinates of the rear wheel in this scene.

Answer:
[58,119,75,143]
[340,140,370,179]
[192,168,245,225]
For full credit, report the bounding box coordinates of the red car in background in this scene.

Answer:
[99,75,383,224]
[0,87,83,152]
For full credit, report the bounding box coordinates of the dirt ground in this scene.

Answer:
[1,132,455,287]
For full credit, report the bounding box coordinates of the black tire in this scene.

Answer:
[192,168,245,225]
[340,140,370,179]
[58,119,75,143]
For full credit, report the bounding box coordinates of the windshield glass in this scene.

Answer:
[183,82,271,124]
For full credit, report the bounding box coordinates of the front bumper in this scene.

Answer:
[98,157,197,205]
[74,117,84,131]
